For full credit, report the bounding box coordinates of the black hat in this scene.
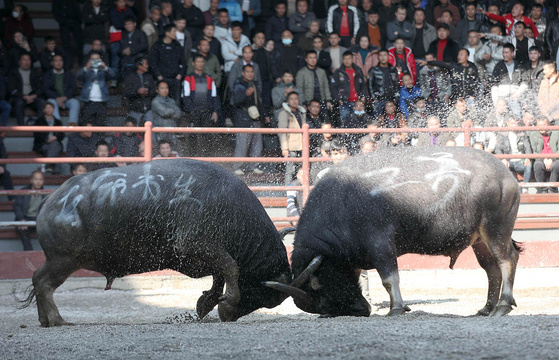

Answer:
[437,23,450,30]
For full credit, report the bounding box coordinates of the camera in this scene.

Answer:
[91,59,102,68]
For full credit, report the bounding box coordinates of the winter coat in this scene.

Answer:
[277,103,307,151]
[464,42,492,80]
[456,19,482,48]
[110,132,143,157]
[427,60,480,100]
[350,45,379,78]
[428,38,460,63]
[181,73,219,114]
[42,70,76,100]
[386,20,414,48]
[33,117,64,154]
[186,52,222,87]
[485,13,539,38]
[82,2,109,43]
[399,86,422,118]
[151,95,182,127]
[368,65,399,101]
[123,71,155,113]
[227,61,262,94]
[418,66,451,101]
[329,65,367,102]
[221,33,251,72]
[545,18,559,57]
[270,44,302,80]
[265,15,288,43]
[66,132,102,157]
[8,67,43,99]
[411,22,437,54]
[149,39,186,78]
[297,31,328,52]
[388,46,417,84]
[289,11,318,37]
[76,67,115,102]
[271,84,302,109]
[529,130,559,154]
[231,78,265,127]
[326,5,360,38]
[295,66,332,105]
[14,185,44,221]
[538,75,559,120]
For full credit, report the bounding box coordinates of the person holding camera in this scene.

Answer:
[76,51,116,127]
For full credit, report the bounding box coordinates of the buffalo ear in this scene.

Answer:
[310,275,322,291]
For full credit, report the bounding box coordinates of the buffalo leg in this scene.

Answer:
[33,259,79,327]
[376,263,410,316]
[211,250,241,321]
[196,274,224,319]
[472,240,502,316]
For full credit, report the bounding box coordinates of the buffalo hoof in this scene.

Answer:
[489,304,513,317]
[387,305,411,316]
[476,305,494,316]
[217,300,238,322]
[40,318,73,328]
[196,291,221,320]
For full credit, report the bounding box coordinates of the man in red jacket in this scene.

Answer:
[478,3,538,38]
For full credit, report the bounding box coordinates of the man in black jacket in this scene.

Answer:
[545,6,559,60]
[265,1,288,44]
[123,56,155,125]
[119,17,148,77]
[149,24,186,103]
[252,32,273,109]
[427,23,460,63]
[368,49,399,117]
[43,54,80,125]
[175,0,204,42]
[271,30,302,83]
[53,0,83,64]
[426,48,480,101]
[14,171,45,251]
[330,51,367,124]
[9,53,45,125]
[327,0,360,47]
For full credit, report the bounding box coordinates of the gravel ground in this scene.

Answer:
[1,271,559,360]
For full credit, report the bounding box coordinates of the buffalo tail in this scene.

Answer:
[15,285,36,309]
[512,239,524,254]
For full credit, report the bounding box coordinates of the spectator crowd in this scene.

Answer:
[0,0,559,195]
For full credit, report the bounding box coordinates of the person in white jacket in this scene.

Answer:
[221,21,251,73]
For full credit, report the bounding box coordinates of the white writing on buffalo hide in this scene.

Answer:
[91,170,128,206]
[132,164,165,201]
[170,173,203,209]
[55,185,83,227]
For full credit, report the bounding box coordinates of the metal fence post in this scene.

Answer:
[464,128,471,147]
[144,121,153,161]
[302,123,310,203]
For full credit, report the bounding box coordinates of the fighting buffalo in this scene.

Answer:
[267,147,522,317]
[22,159,292,326]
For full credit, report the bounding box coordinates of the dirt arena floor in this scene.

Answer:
[1,268,558,360]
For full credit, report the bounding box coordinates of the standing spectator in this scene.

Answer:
[388,37,417,85]
[123,57,155,125]
[457,3,482,48]
[53,0,83,64]
[463,31,491,83]
[151,80,183,129]
[8,53,44,126]
[363,8,385,49]
[110,117,143,157]
[411,8,437,67]
[240,0,261,36]
[43,54,80,125]
[82,0,109,55]
[0,77,11,126]
[4,4,34,48]
[270,30,301,83]
[494,115,533,184]
[39,37,70,75]
[529,116,559,193]
[286,167,304,221]
[142,6,162,50]
[109,0,136,79]
[203,0,220,25]
[446,97,476,131]
[174,14,193,64]
[182,54,220,154]
[324,32,347,75]
[490,43,527,114]
[350,35,379,77]
[149,24,186,102]
[386,5,413,49]
[14,171,45,251]
[289,0,316,42]
[77,51,115,126]
[368,49,399,117]
[327,0,360,48]
[378,99,407,130]
[482,22,535,67]
[228,46,262,94]
[530,4,546,42]
[341,98,373,154]
[306,99,330,156]
[214,8,231,43]
[159,0,174,29]
[175,0,204,42]
[231,64,268,175]
[439,10,459,42]
[252,32,273,109]
[428,23,460,63]
[538,61,559,123]
[272,71,302,110]
[479,3,539,38]
[202,24,224,66]
[187,39,222,87]
[486,25,505,78]
[33,102,64,174]
[219,0,242,22]
[118,17,148,77]
[297,20,328,52]
[399,73,421,119]
[545,5,559,60]
[222,21,251,73]
[523,46,545,111]
[478,4,501,34]
[66,121,102,159]
[330,50,367,124]
[265,1,288,44]
[407,96,428,137]
[310,36,332,76]
[278,91,307,184]
[296,50,333,107]
[433,0,461,27]
[418,52,451,113]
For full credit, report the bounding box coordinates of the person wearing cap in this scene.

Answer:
[427,23,459,63]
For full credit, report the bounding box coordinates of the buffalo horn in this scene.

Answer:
[263,281,313,304]
[291,255,323,288]
[278,227,296,239]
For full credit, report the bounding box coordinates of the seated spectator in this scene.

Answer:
[87,38,110,66]
[0,136,15,199]
[350,35,379,77]
[485,98,511,127]
[438,10,459,42]
[537,61,559,123]
[270,30,301,83]
[265,1,288,44]
[222,21,251,74]
[77,51,116,126]
[478,3,538,38]
[149,24,186,103]
[88,140,117,171]
[7,31,38,71]
[110,117,143,159]
[495,115,533,190]
[214,8,231,43]
[272,71,302,111]
[8,53,45,126]
[327,0,360,48]
[123,56,155,125]
[278,91,306,184]
[0,77,12,126]
[481,21,534,67]
[159,0,174,29]
[529,116,559,193]
[418,52,451,113]
[5,4,35,48]
[109,0,137,77]
[407,96,428,141]
[324,33,347,75]
[389,37,417,84]
[378,100,407,129]
[433,0,460,28]
[529,4,546,42]
[411,8,436,64]
[524,46,544,110]
[386,5,413,48]
[358,120,387,152]
[227,45,262,94]
[82,0,109,55]
[413,115,454,147]
[155,139,179,157]
[151,80,183,128]
[218,0,242,23]
[318,122,335,158]
[203,0,219,25]
[289,0,316,42]
[286,167,304,222]
[187,39,222,87]
[489,43,526,114]
[364,8,385,49]
[310,36,332,76]
[316,139,349,180]
[231,64,268,175]
[341,99,373,154]
[14,171,45,251]
[463,31,491,84]
[447,98,477,143]
[32,102,64,174]
[201,23,224,66]
[118,16,148,77]
[39,37,71,73]
[297,20,327,52]
[368,49,399,117]
[330,51,367,124]
[174,13,193,64]
[53,0,83,65]
[175,0,204,42]
[66,121,102,160]
[428,23,459,63]
[399,73,422,119]
[142,6,162,50]
[72,163,88,176]
[43,54,80,125]
[306,99,330,156]
[457,3,482,48]
[296,50,332,107]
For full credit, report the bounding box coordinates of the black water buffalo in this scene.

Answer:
[267,147,521,317]
[23,159,292,327]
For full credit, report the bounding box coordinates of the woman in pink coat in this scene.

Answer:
[350,35,379,78]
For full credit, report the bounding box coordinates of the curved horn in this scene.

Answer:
[291,255,323,288]
[263,281,313,304]
[278,227,296,239]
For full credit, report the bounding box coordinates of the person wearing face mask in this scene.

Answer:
[271,30,302,84]
[5,5,35,48]
[341,99,373,154]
